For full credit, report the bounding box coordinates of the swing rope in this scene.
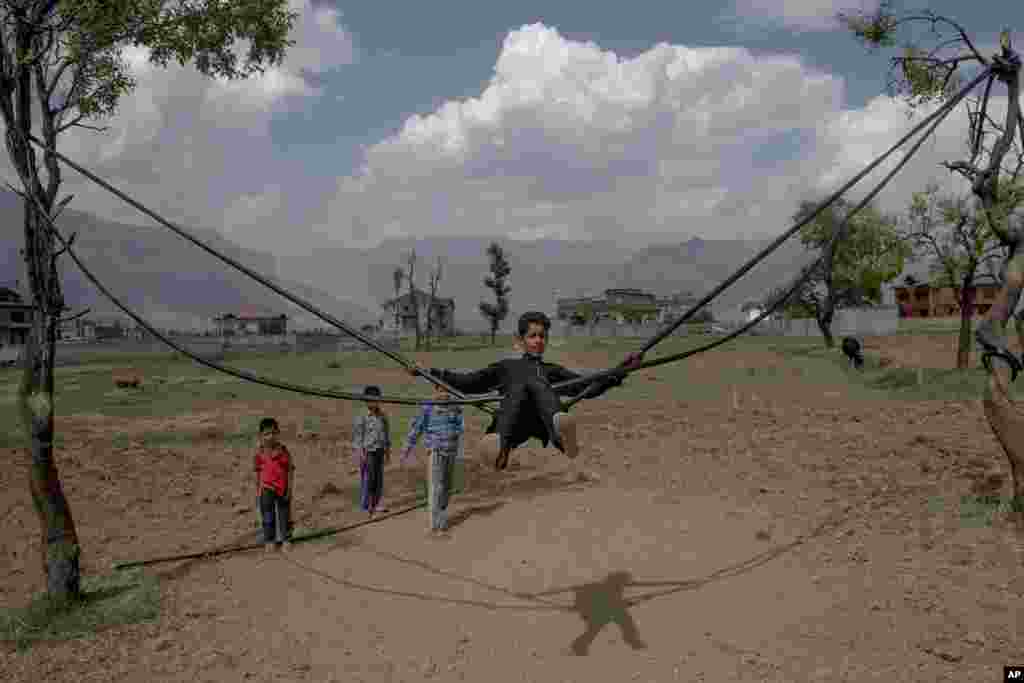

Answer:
[22,66,989,409]
[21,132,496,410]
[557,65,993,404]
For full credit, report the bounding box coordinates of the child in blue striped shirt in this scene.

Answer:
[400,383,464,535]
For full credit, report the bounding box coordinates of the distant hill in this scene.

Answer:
[0,187,825,334]
[277,235,815,331]
[0,192,376,330]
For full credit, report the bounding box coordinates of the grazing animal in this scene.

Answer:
[841,336,864,370]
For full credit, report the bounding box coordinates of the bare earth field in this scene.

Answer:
[3,331,1024,682]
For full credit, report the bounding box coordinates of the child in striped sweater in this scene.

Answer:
[401,383,464,535]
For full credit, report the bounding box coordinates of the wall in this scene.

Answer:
[750,305,899,337]
[552,320,698,338]
[550,305,899,339]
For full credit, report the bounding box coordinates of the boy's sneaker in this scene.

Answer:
[554,412,578,460]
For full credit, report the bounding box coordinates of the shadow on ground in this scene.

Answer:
[283,509,846,655]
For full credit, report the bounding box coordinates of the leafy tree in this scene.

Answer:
[840,5,1024,352]
[790,198,910,347]
[478,241,510,345]
[902,183,1012,368]
[0,0,296,602]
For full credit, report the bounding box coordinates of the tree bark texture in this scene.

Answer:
[982,363,1024,524]
[956,274,975,370]
[18,200,82,601]
[2,18,82,600]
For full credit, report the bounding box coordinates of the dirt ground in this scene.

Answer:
[4,335,1024,682]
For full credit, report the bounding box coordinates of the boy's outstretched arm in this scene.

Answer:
[407,362,503,394]
[548,352,643,399]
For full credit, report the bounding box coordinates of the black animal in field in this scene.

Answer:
[841,336,864,370]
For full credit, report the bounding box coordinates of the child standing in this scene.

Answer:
[409,311,642,472]
[352,385,392,516]
[253,417,294,553]
[400,383,464,535]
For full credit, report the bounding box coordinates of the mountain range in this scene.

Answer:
[275,233,811,329]
[3,191,823,332]
[0,191,377,330]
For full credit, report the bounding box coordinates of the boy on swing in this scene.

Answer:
[409,311,643,471]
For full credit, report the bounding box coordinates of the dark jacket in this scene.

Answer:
[429,353,623,450]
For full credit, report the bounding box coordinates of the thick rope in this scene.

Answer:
[112,496,434,570]
[23,134,498,410]
[24,67,988,408]
[5,181,500,407]
[556,66,994,399]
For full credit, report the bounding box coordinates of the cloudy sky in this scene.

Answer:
[21,0,1024,260]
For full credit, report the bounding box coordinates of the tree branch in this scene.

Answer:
[50,230,75,260]
[971,73,995,165]
[58,307,90,324]
[56,117,107,134]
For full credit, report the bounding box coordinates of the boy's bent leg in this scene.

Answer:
[479,432,505,470]
[525,379,577,458]
[554,411,578,460]
[483,386,528,470]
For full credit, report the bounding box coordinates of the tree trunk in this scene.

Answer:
[982,363,1024,525]
[20,203,81,602]
[2,31,82,601]
[816,302,835,348]
[425,291,435,352]
[956,275,975,370]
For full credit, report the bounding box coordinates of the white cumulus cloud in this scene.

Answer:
[319,23,999,251]
[323,23,853,247]
[6,0,355,255]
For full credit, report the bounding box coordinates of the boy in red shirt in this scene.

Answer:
[254,417,295,553]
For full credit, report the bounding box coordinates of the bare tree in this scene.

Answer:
[425,256,443,351]
[902,183,1010,369]
[840,6,1024,363]
[391,266,404,330]
[405,249,421,351]
[0,0,295,602]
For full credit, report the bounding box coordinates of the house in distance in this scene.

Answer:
[383,288,456,336]
[214,309,288,337]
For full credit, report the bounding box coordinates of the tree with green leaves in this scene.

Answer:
[789,197,910,347]
[0,0,296,602]
[478,241,510,345]
[839,3,1023,370]
[903,183,1015,369]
